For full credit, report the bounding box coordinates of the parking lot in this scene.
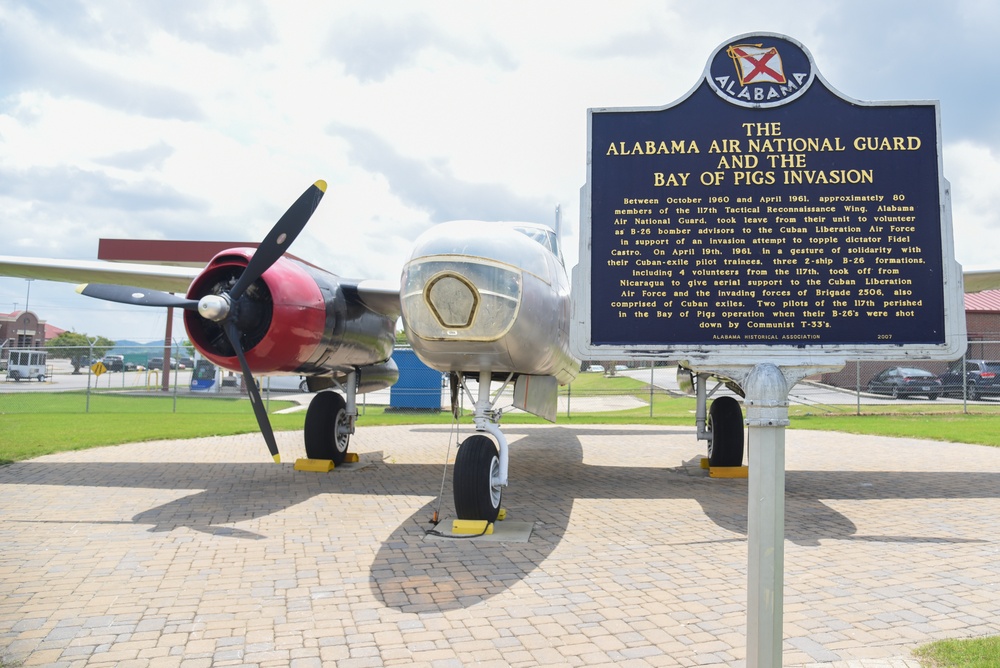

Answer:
[3,424,1000,666]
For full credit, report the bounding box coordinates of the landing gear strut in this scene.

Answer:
[452,370,509,521]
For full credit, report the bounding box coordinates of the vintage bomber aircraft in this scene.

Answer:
[0,180,586,522]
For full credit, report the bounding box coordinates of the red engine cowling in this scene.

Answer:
[183,249,328,374]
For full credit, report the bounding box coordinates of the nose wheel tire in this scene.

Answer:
[453,435,502,522]
[707,396,744,468]
[304,391,351,465]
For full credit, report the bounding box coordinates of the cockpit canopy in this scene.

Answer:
[407,221,563,278]
[401,220,563,343]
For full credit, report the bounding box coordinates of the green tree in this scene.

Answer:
[46,332,116,374]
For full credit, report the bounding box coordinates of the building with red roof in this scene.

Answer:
[964,289,1000,360]
[1,310,48,368]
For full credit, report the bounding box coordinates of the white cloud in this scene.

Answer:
[1,0,998,339]
[945,140,1000,271]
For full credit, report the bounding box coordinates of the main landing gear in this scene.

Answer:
[689,369,745,468]
[303,370,358,466]
[454,434,503,522]
[707,395,744,467]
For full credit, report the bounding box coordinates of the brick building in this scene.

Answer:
[0,309,48,348]
[963,290,1000,359]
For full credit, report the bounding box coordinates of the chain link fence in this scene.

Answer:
[3,341,998,417]
[808,340,1000,414]
[0,342,309,416]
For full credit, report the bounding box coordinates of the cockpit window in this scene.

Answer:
[513,225,563,265]
[512,225,550,251]
[409,221,555,279]
[401,258,522,341]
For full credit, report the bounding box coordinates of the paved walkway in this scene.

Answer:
[2,424,999,667]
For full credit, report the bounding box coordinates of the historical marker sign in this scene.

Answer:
[572,32,965,362]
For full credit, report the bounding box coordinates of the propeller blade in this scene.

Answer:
[77,283,200,310]
[229,179,327,302]
[223,321,281,464]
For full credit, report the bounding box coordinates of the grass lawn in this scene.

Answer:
[2,380,1000,463]
[788,411,1000,446]
[914,636,1000,667]
[0,392,304,463]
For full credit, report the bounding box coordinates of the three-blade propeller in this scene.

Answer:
[77,180,327,463]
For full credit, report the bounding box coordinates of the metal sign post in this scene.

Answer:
[689,361,837,667]
[748,437,784,665]
[745,363,788,667]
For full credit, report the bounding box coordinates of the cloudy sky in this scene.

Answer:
[1,0,998,341]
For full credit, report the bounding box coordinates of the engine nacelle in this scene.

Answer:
[184,249,395,379]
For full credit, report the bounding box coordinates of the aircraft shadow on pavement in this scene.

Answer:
[367,427,994,612]
[5,426,995,612]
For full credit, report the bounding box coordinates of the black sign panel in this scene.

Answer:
[585,34,947,348]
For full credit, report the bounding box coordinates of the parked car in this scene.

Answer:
[102,355,124,372]
[178,357,195,369]
[147,357,178,370]
[263,375,309,392]
[866,367,942,400]
[937,360,1000,400]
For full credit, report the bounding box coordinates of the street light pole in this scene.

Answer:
[24,278,35,348]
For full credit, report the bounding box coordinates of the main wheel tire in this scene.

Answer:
[453,435,502,522]
[304,391,350,465]
[707,396,744,468]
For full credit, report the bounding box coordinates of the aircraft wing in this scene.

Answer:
[0,255,199,293]
[963,269,1000,294]
[345,278,402,320]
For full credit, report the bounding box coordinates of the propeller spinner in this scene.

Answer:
[77,179,327,463]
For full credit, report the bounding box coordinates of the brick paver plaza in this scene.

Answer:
[2,424,1000,667]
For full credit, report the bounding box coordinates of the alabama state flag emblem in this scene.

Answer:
[726,44,787,85]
